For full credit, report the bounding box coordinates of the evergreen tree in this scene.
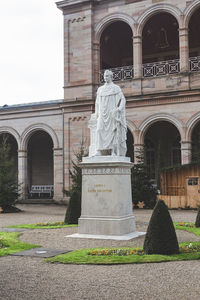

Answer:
[195,206,200,228]
[64,144,86,224]
[131,148,157,208]
[0,136,20,212]
[143,200,179,255]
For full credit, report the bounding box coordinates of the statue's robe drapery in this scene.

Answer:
[95,82,127,156]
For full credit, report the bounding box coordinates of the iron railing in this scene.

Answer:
[189,56,200,73]
[100,65,133,83]
[142,59,180,78]
[99,57,200,83]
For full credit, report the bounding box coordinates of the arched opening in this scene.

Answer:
[144,121,181,187]
[126,129,134,162]
[191,121,200,162]
[27,131,54,198]
[0,133,18,176]
[142,12,179,76]
[189,7,200,58]
[100,21,133,70]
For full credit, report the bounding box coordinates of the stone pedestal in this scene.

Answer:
[69,156,144,240]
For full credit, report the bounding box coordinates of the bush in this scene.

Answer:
[143,200,179,255]
[195,206,200,228]
[0,136,20,213]
[64,144,86,224]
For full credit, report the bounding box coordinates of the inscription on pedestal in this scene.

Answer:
[88,184,112,193]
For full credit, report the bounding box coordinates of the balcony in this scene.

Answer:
[100,57,200,83]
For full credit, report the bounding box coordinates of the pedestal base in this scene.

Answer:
[67,231,145,241]
[78,156,138,238]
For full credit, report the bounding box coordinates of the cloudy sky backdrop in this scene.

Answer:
[0,0,63,106]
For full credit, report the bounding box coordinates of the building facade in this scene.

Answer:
[1,0,200,203]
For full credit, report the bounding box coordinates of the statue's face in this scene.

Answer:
[104,72,112,83]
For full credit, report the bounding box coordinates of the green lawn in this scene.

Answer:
[46,222,200,265]
[3,221,200,265]
[46,242,200,265]
[0,232,40,257]
[174,222,200,236]
[7,223,78,229]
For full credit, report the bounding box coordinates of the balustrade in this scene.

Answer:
[99,57,200,83]
[189,56,200,73]
[100,65,133,83]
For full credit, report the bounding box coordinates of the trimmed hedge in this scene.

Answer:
[195,207,200,228]
[143,200,179,255]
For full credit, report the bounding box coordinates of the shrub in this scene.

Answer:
[143,200,179,255]
[64,144,87,224]
[195,206,200,228]
[0,136,20,213]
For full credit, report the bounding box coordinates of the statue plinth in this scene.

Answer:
[69,156,145,240]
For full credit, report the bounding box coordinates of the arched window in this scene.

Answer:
[100,21,133,70]
[142,12,179,64]
[144,121,181,185]
[189,7,200,58]
[27,131,54,198]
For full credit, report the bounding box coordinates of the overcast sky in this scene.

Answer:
[0,0,63,106]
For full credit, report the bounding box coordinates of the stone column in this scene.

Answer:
[53,148,63,203]
[134,144,144,163]
[179,28,189,73]
[181,141,192,164]
[133,35,142,78]
[18,150,28,200]
[93,41,100,85]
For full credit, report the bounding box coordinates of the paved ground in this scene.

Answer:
[0,204,200,300]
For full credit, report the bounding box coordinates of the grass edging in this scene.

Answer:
[0,232,40,257]
[6,223,78,229]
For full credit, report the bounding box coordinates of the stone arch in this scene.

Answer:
[186,112,200,142]
[138,113,184,144]
[94,13,135,42]
[20,123,59,151]
[136,4,182,36]
[184,0,200,28]
[126,119,137,141]
[0,126,20,148]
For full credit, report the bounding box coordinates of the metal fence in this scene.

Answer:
[100,65,134,83]
[189,56,200,73]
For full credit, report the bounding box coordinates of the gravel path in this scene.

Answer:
[0,204,200,300]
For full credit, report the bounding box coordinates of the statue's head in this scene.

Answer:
[104,70,113,83]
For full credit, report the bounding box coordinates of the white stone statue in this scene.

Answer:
[90,69,127,157]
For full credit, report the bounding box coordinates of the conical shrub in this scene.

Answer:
[143,200,179,255]
[64,190,81,224]
[195,206,200,228]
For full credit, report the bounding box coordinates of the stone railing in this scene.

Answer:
[142,59,180,78]
[100,65,134,83]
[189,56,200,73]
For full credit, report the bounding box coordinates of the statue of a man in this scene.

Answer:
[94,70,127,156]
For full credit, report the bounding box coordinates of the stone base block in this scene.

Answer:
[78,215,135,236]
[78,156,137,238]
[68,231,146,241]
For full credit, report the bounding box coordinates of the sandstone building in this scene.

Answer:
[1,0,200,204]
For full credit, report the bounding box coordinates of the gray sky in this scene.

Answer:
[0,0,63,106]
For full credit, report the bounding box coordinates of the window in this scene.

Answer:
[188,177,198,186]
